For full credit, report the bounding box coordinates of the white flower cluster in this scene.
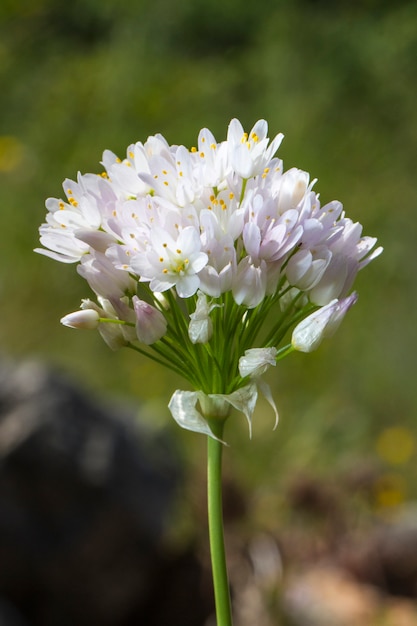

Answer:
[37,119,381,437]
[37,119,380,315]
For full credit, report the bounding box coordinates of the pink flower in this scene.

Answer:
[132,296,167,345]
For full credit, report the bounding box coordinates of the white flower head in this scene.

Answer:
[292,293,358,353]
[227,119,284,179]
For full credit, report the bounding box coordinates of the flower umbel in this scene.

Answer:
[36,118,382,434]
[37,118,382,626]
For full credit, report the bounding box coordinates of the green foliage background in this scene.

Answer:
[0,0,416,514]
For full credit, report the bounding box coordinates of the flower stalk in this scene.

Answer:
[207,419,233,626]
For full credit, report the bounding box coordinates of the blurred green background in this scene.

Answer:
[0,0,416,521]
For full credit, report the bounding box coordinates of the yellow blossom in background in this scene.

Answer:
[0,136,24,173]
[375,426,415,466]
[374,472,406,509]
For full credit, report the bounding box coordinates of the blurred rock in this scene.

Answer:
[0,359,190,626]
[284,566,380,626]
[340,506,417,597]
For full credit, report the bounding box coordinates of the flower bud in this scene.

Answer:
[188,291,214,344]
[291,293,358,353]
[60,309,100,329]
[239,347,277,378]
[133,296,167,345]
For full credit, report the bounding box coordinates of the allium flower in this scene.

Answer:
[37,118,382,626]
[37,118,382,436]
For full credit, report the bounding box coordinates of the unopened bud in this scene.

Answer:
[60,309,100,329]
[292,293,358,353]
[133,296,167,344]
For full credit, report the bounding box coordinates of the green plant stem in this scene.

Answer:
[207,420,233,626]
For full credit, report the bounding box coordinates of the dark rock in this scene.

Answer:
[0,359,184,626]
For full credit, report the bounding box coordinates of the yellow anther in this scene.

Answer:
[162,169,168,175]
[210,143,216,149]
[210,195,215,202]
[59,202,65,210]
[201,137,206,143]
[251,132,259,142]
[60,224,66,229]
[163,243,167,248]
[199,152,205,158]
[241,133,248,143]
[66,189,73,195]
[122,264,129,269]
[112,210,117,217]
[153,174,158,179]
[264,167,270,174]
[163,181,169,186]
[159,257,164,262]
[100,172,108,178]
[179,171,183,177]
[129,151,134,158]
[130,233,135,238]
[229,192,234,199]
[176,249,182,254]
[163,268,168,274]
[191,146,197,153]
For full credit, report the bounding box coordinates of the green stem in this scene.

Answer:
[207,420,233,626]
